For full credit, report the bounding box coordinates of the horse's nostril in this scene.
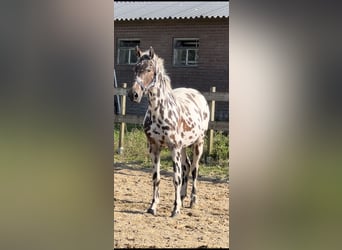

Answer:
[134,92,138,99]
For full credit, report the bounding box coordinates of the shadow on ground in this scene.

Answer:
[114,161,228,184]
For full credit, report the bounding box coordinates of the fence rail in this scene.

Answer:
[114,87,229,102]
[114,84,228,155]
[114,114,228,131]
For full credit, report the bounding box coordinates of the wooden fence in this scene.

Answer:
[114,83,228,155]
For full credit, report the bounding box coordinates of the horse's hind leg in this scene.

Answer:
[180,147,191,207]
[190,138,204,208]
[147,143,161,215]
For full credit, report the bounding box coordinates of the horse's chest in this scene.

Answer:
[144,111,178,146]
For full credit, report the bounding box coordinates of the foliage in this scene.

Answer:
[207,131,229,165]
[114,124,229,180]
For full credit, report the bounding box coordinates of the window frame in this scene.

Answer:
[173,38,199,67]
[117,39,140,65]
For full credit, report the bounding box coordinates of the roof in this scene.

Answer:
[114,1,229,21]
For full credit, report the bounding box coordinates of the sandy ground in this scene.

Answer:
[114,163,229,248]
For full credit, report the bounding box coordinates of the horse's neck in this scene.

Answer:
[148,80,176,116]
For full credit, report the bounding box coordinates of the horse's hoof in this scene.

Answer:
[170,210,180,218]
[190,200,197,208]
[147,208,156,215]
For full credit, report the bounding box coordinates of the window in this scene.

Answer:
[117,39,140,65]
[173,38,199,66]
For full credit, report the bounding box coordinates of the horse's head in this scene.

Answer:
[128,46,157,103]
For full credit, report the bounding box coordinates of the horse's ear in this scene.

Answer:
[135,46,142,58]
[149,46,154,59]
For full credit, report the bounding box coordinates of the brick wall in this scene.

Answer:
[114,17,229,121]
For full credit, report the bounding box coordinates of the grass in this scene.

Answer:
[114,124,229,180]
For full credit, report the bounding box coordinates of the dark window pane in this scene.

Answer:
[119,40,140,48]
[188,50,196,61]
[174,49,187,65]
[129,48,137,64]
[118,49,129,64]
[117,40,140,64]
[173,39,199,66]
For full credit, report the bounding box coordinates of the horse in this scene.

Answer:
[128,46,210,217]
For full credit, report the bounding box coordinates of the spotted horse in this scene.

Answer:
[128,46,210,217]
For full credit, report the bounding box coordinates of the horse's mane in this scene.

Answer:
[154,54,172,91]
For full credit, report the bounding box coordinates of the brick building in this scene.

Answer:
[114,1,229,121]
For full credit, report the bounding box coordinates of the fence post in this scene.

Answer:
[118,83,127,154]
[208,86,216,156]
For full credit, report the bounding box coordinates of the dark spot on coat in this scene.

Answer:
[160,104,164,119]
[153,172,157,180]
[148,137,157,145]
[179,118,193,132]
[165,118,174,128]
[144,116,152,131]
[177,165,180,173]
[162,126,170,130]
[192,169,197,179]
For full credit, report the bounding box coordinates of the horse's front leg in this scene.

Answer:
[171,147,182,217]
[147,143,161,215]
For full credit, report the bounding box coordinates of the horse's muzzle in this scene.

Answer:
[128,87,142,103]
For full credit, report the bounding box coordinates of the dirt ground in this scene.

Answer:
[114,163,229,248]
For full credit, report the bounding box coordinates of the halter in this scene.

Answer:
[135,57,157,93]
[136,73,157,93]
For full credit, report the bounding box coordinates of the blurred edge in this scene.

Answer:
[0,1,113,250]
[231,0,342,250]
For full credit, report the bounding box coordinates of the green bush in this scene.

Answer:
[209,131,229,162]
[114,125,229,179]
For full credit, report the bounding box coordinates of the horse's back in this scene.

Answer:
[172,87,206,105]
[172,87,210,130]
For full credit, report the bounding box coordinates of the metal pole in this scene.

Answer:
[118,83,127,154]
[208,86,216,156]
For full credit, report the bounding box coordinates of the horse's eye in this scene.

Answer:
[147,68,151,72]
